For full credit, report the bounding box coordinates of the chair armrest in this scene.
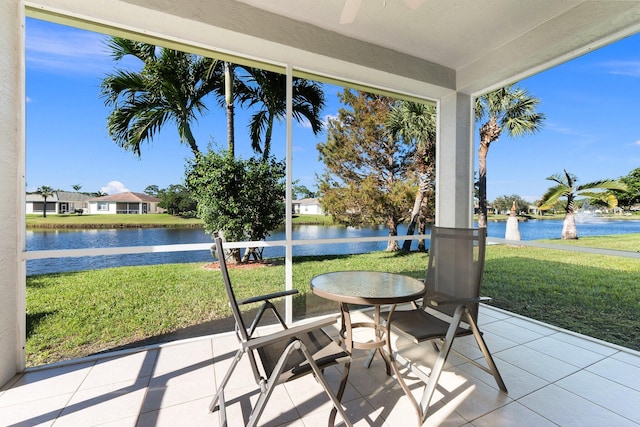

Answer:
[426,292,492,307]
[242,316,340,351]
[238,289,299,305]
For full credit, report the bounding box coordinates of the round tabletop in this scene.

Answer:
[310,271,425,305]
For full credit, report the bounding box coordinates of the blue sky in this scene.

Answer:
[26,18,640,202]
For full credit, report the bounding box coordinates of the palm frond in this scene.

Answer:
[538,184,568,210]
[577,179,628,192]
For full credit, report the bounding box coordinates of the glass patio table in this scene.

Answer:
[310,271,426,376]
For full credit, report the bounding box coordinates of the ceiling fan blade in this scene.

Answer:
[403,0,425,10]
[340,0,362,24]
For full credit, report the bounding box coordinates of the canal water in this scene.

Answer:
[26,218,640,275]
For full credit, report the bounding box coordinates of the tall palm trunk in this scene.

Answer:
[561,212,578,239]
[562,194,578,239]
[386,218,399,251]
[42,196,48,218]
[402,169,431,251]
[477,116,501,228]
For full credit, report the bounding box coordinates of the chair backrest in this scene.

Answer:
[423,227,487,321]
[214,235,251,343]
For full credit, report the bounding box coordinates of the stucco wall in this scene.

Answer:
[0,1,26,385]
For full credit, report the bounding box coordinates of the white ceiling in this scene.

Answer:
[237,0,578,70]
[231,0,640,94]
[34,0,640,97]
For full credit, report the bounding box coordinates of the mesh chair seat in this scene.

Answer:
[389,308,472,343]
[258,329,350,383]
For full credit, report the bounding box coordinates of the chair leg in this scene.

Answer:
[328,361,351,427]
[209,348,245,416]
[417,305,466,423]
[247,340,353,427]
[466,311,508,393]
[246,341,298,427]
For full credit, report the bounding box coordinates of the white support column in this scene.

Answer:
[284,64,293,325]
[435,92,475,228]
[0,0,26,385]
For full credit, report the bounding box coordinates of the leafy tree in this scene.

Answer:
[71,184,82,192]
[186,150,286,263]
[615,167,640,210]
[36,185,54,218]
[538,170,627,239]
[237,68,325,159]
[475,85,545,228]
[157,184,197,216]
[144,185,160,197]
[318,90,415,251]
[292,183,316,199]
[492,194,529,214]
[386,100,436,251]
[100,37,223,157]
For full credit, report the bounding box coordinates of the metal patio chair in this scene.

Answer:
[209,236,353,427]
[387,227,507,425]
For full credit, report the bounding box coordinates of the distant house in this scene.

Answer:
[88,192,162,214]
[292,197,324,215]
[26,191,93,215]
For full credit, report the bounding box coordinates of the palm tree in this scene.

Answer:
[36,185,54,218]
[538,170,627,239]
[100,37,223,157]
[475,85,545,228]
[236,69,325,159]
[386,101,436,251]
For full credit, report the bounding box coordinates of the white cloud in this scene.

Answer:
[599,60,640,78]
[26,19,115,76]
[632,140,640,147]
[101,181,129,195]
[26,96,32,103]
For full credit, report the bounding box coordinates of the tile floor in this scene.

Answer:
[1,305,639,426]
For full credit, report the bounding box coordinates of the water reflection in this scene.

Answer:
[26,219,640,275]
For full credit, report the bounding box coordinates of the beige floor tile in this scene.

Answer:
[524,335,607,368]
[470,401,557,427]
[80,350,158,390]
[438,373,511,422]
[3,308,640,427]
[99,415,138,426]
[503,316,556,336]
[556,370,640,424]
[151,339,213,378]
[519,384,637,427]
[549,331,619,356]
[137,396,219,427]
[0,392,70,427]
[0,362,92,407]
[456,358,546,400]
[478,306,512,321]
[342,396,391,427]
[612,350,640,367]
[586,356,640,392]
[494,345,580,382]
[53,376,149,427]
[142,368,214,412]
[480,321,545,345]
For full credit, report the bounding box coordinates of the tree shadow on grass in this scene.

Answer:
[26,310,56,339]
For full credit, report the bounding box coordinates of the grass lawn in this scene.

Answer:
[26,213,333,228]
[26,234,640,367]
[26,213,203,228]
